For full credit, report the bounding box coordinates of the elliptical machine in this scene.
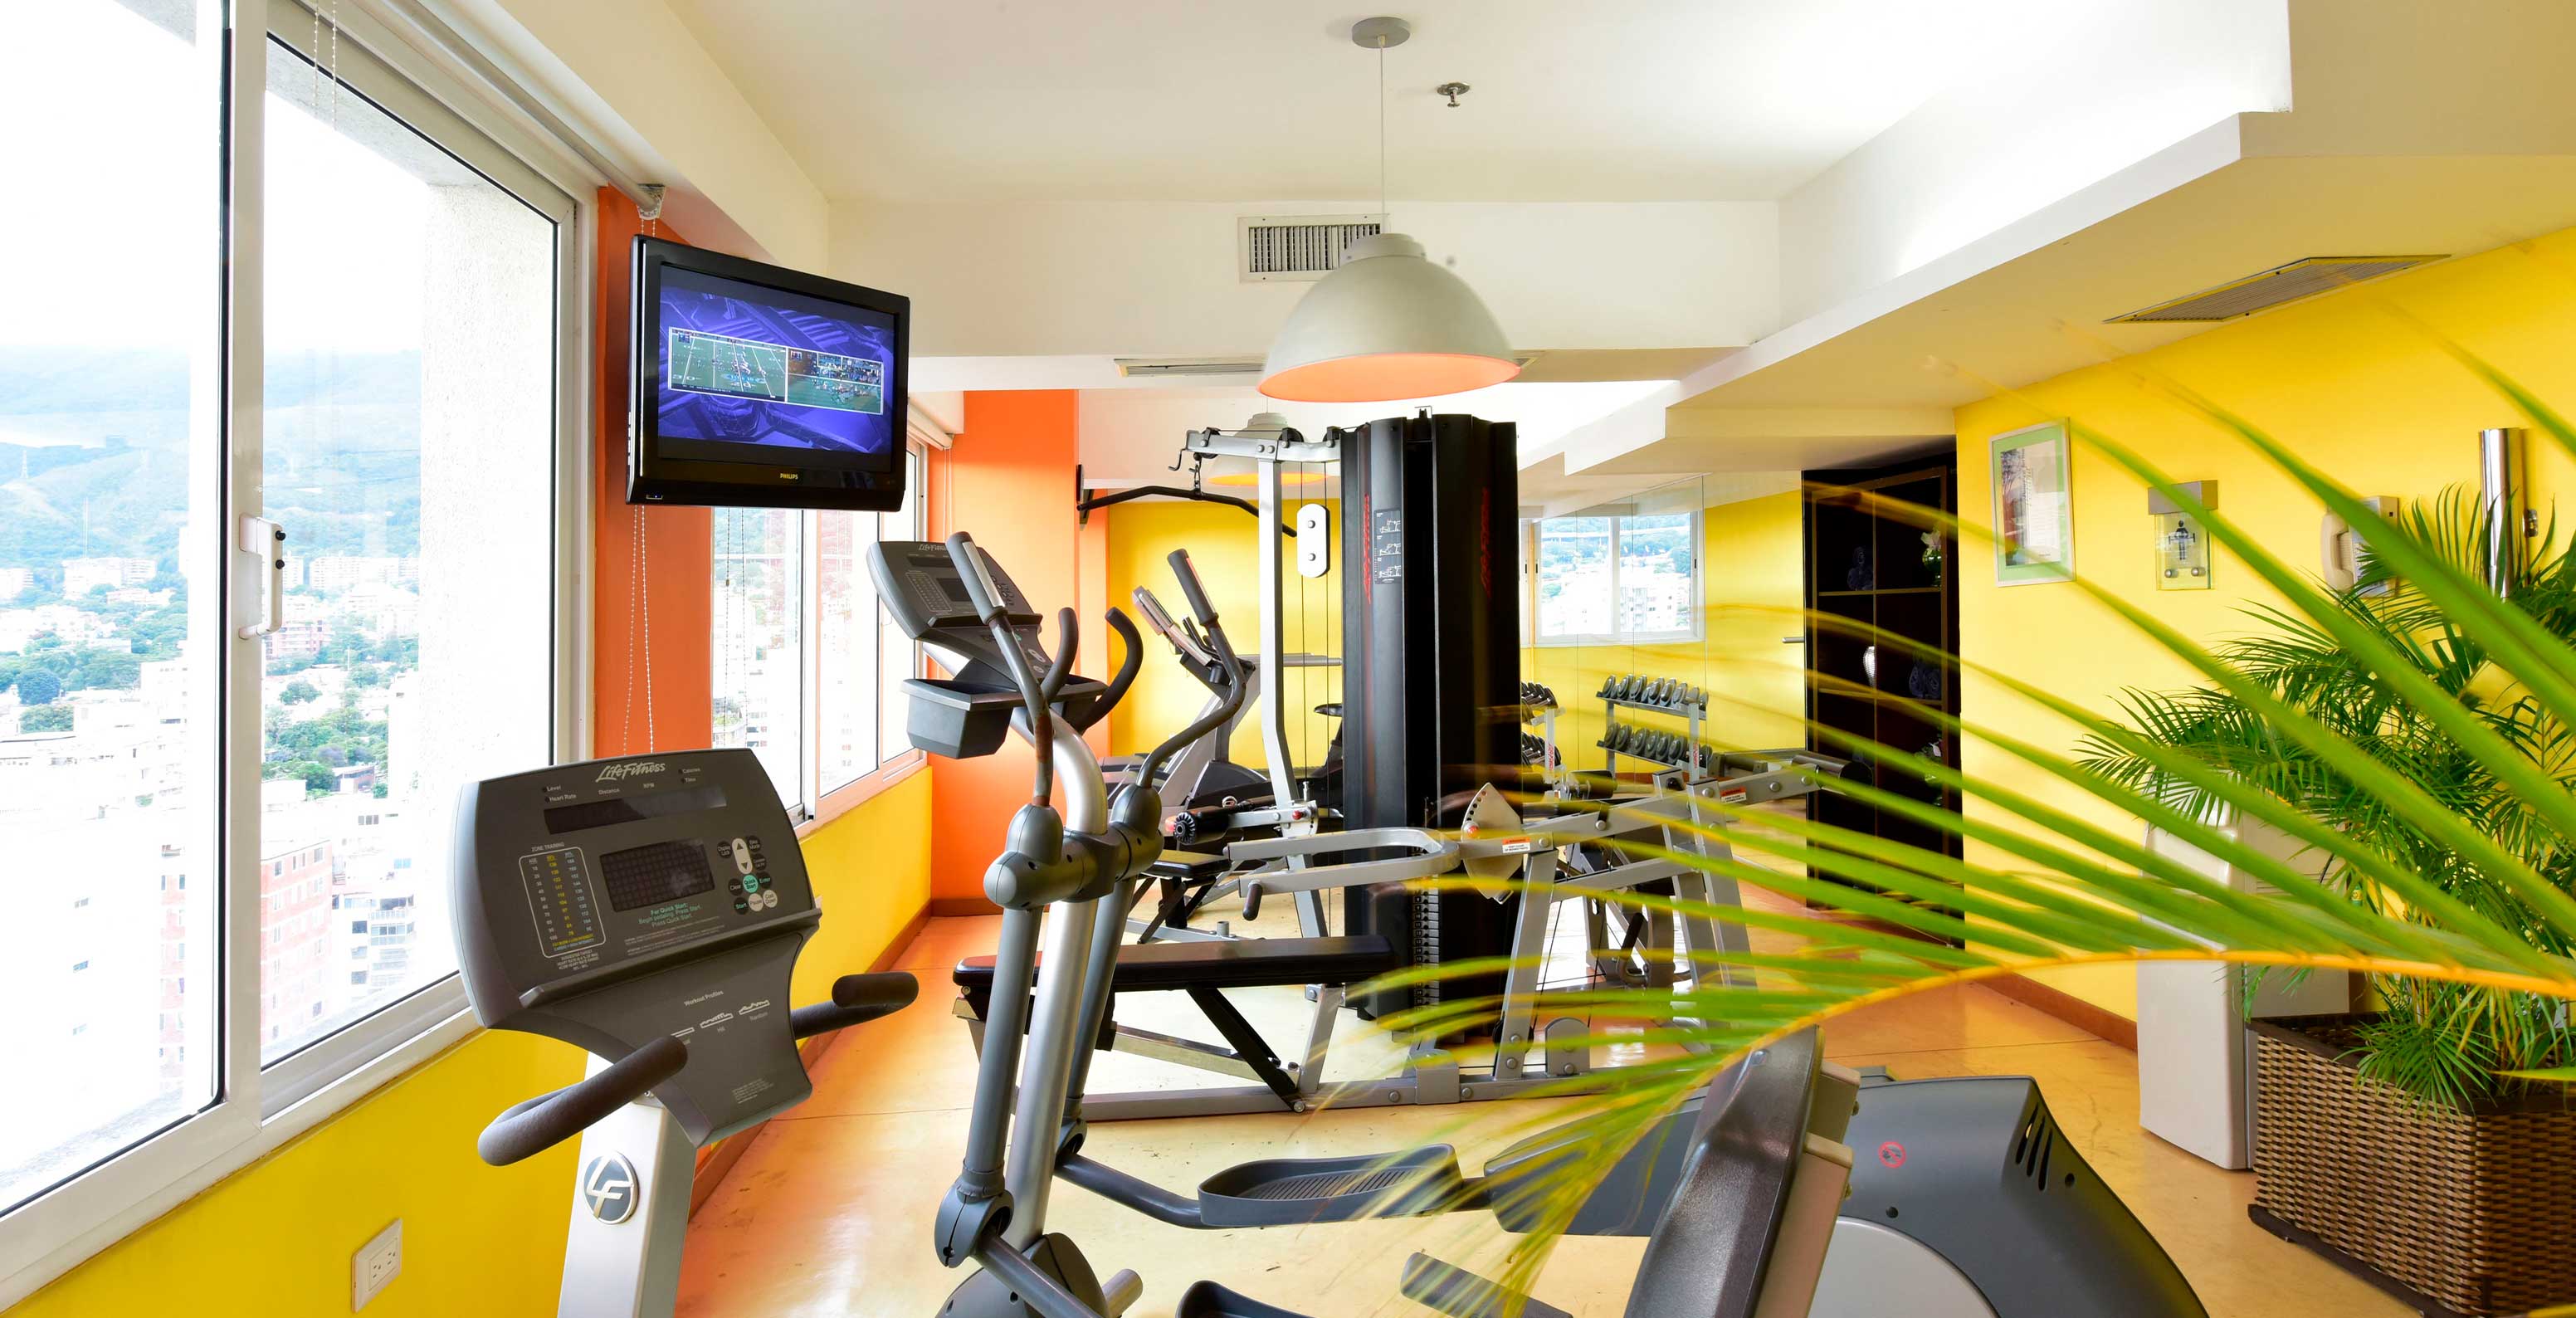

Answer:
[446,747,919,1318]
[887,531,2208,1318]
[1102,583,1271,817]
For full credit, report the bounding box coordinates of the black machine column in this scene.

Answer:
[1334,412,1522,1020]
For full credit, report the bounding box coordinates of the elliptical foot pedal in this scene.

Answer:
[1196,1145,1469,1227]
[1175,1281,1316,1318]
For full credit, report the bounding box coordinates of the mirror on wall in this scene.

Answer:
[1515,473,1808,788]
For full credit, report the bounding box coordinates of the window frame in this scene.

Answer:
[1524,507,1705,648]
[0,0,598,1305]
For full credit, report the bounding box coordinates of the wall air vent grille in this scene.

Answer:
[2108,256,2445,323]
[1238,213,1386,282]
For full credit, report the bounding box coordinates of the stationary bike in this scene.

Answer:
[447,747,919,1318]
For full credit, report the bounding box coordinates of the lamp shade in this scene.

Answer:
[1258,232,1519,403]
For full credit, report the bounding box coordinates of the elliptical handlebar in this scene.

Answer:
[1071,608,1143,734]
[1165,548,1219,627]
[1133,559,1251,792]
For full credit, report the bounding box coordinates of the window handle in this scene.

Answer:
[237,517,285,639]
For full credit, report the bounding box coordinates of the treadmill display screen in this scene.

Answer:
[545,784,729,835]
[599,839,718,911]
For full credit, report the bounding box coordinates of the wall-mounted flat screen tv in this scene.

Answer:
[628,236,909,510]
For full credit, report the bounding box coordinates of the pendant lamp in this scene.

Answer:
[1258,18,1519,403]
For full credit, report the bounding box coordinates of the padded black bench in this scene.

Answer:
[1128,848,1232,940]
[954,933,1398,1105]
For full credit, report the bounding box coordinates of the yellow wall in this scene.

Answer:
[793,768,934,1004]
[1954,232,2576,1019]
[12,771,934,1316]
[1523,491,1808,774]
[1102,500,1344,772]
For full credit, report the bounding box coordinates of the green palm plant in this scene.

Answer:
[1340,343,2576,1314]
[2078,487,2576,1106]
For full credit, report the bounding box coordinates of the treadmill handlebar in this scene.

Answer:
[476,1035,688,1167]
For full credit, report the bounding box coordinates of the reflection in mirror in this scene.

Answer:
[1516,473,1806,787]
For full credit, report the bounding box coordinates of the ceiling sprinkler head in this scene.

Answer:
[1436,81,1470,108]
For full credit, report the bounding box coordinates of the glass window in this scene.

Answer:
[1617,513,1697,639]
[714,446,929,818]
[817,510,879,795]
[713,508,806,811]
[254,39,557,1066]
[878,450,925,765]
[1531,508,1702,646]
[1534,517,1613,642]
[0,0,221,1217]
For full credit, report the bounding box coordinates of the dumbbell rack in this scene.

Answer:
[1517,700,1565,793]
[1599,691,1705,779]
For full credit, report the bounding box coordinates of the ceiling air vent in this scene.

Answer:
[1238,213,1386,283]
[2107,256,2445,324]
[1113,357,1264,378]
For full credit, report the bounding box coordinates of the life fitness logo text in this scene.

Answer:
[595,760,669,783]
[583,1152,640,1224]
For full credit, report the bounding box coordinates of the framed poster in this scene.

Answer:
[1990,421,2074,585]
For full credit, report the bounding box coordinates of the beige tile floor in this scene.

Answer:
[676,895,2405,1318]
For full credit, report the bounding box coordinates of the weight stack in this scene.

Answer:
[1335,413,1522,1023]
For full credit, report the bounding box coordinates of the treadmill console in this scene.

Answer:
[452,748,819,1142]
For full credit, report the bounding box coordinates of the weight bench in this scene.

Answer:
[954,934,1398,1108]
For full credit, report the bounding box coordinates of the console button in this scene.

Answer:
[732,897,750,914]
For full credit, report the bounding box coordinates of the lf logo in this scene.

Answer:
[582,1153,640,1224]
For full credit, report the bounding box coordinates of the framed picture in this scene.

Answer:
[1990,421,2074,585]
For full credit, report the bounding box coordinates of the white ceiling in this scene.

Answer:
[663,0,2060,203]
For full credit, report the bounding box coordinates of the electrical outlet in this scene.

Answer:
[352,1218,402,1311]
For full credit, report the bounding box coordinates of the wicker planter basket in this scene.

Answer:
[2249,1014,2576,1317]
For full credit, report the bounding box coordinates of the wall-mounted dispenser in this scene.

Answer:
[2321,496,2401,593]
[2480,426,2532,597]
[2149,481,2217,590]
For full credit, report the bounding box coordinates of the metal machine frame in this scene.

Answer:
[957,754,1845,1120]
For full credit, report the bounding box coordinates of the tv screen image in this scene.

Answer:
[655,265,897,459]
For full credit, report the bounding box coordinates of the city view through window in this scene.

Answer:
[1535,510,1699,642]
[0,6,559,1213]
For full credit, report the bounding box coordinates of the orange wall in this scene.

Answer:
[592,188,713,757]
[926,390,1107,903]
